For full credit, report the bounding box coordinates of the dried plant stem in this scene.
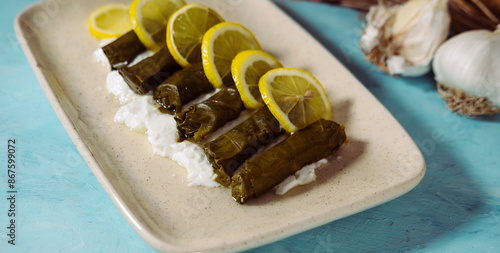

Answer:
[437,83,500,116]
[306,0,407,11]
[449,0,500,33]
[471,0,500,23]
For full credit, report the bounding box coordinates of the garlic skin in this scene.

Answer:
[360,0,451,77]
[359,5,399,52]
[433,25,500,113]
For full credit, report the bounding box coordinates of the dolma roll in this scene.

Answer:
[102,30,146,70]
[119,47,182,95]
[153,63,214,114]
[175,87,244,142]
[231,119,347,204]
[203,107,285,186]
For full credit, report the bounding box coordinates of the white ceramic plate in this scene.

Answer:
[15,0,425,252]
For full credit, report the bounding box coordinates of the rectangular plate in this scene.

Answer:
[15,0,425,252]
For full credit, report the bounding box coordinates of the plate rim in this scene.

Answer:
[14,0,426,252]
[13,1,162,250]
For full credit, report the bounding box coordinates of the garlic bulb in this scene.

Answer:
[360,0,451,77]
[433,25,500,116]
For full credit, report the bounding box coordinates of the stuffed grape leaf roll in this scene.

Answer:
[102,30,146,70]
[119,47,182,95]
[231,119,347,204]
[203,107,285,187]
[175,87,244,143]
[153,63,214,114]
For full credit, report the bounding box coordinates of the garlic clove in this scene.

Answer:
[386,55,431,77]
[360,0,450,77]
[359,5,399,53]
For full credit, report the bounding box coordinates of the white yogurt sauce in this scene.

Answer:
[96,50,325,194]
[274,159,327,195]
[92,48,111,70]
[108,71,219,188]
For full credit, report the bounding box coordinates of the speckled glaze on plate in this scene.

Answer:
[14,0,425,252]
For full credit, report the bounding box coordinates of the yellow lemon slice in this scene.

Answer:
[201,22,261,88]
[231,50,283,109]
[130,0,185,52]
[167,3,224,67]
[88,3,132,39]
[259,68,332,133]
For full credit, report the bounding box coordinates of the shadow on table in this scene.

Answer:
[244,2,489,252]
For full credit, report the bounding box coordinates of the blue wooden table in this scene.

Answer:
[1,0,499,252]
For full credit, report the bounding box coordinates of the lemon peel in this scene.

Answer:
[166,3,224,67]
[231,50,282,109]
[201,22,261,88]
[259,68,332,133]
[88,3,131,39]
[130,0,186,52]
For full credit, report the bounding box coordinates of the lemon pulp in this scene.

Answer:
[201,22,261,88]
[259,68,332,133]
[88,3,131,39]
[167,3,224,67]
[232,50,282,109]
[130,0,186,52]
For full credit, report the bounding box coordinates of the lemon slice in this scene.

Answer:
[167,3,224,67]
[130,0,186,52]
[259,68,332,133]
[88,3,132,39]
[231,50,283,109]
[202,22,261,88]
